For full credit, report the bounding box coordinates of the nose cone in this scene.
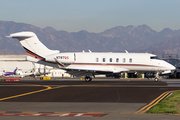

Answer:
[168,64,176,70]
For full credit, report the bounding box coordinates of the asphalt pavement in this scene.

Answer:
[0,78,180,120]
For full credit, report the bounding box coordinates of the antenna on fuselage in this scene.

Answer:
[88,49,92,53]
[125,50,128,53]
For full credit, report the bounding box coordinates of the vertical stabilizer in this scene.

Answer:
[13,67,18,73]
[8,31,59,60]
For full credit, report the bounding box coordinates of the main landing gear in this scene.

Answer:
[85,75,92,82]
[84,74,95,82]
[153,77,159,82]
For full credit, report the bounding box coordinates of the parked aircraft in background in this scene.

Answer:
[15,69,33,78]
[0,67,50,78]
[16,68,51,78]
[0,67,17,77]
[8,31,176,82]
[30,68,51,77]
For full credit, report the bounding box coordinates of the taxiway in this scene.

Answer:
[0,78,180,120]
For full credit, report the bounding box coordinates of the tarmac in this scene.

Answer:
[0,78,180,120]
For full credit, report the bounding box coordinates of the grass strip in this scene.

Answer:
[147,91,180,114]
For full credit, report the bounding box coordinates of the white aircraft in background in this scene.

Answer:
[15,69,33,78]
[7,31,175,82]
[30,68,51,77]
[16,68,51,78]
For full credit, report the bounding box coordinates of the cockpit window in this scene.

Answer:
[150,56,162,60]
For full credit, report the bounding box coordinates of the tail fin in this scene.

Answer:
[13,67,18,73]
[8,31,59,60]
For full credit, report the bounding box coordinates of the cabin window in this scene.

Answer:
[129,58,132,63]
[96,58,99,62]
[103,58,106,62]
[110,58,112,62]
[123,58,126,63]
[116,58,119,62]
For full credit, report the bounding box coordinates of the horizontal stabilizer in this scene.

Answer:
[6,35,33,38]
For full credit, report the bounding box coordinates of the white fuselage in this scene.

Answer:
[45,52,175,74]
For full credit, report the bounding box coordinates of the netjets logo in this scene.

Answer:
[56,56,69,59]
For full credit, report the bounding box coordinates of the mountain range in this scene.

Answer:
[0,20,180,57]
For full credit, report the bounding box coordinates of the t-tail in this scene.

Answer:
[7,31,59,60]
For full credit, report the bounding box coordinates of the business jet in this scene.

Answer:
[7,31,175,82]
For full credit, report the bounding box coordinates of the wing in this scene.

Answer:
[65,67,129,77]
[54,58,129,77]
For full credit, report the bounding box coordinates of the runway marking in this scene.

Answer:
[0,112,106,117]
[0,83,67,101]
[135,89,180,114]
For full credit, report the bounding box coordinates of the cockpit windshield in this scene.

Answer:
[150,56,162,60]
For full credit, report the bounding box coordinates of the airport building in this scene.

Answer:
[0,55,70,77]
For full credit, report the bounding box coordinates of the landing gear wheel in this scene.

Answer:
[154,77,159,82]
[85,76,92,82]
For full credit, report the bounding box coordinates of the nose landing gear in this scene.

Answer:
[154,77,159,82]
[146,72,159,82]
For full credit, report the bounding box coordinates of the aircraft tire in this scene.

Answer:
[154,77,159,82]
[85,76,92,82]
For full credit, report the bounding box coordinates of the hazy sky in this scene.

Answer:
[1,0,180,32]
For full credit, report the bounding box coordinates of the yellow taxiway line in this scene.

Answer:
[135,89,180,114]
[0,84,66,101]
[0,83,109,102]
